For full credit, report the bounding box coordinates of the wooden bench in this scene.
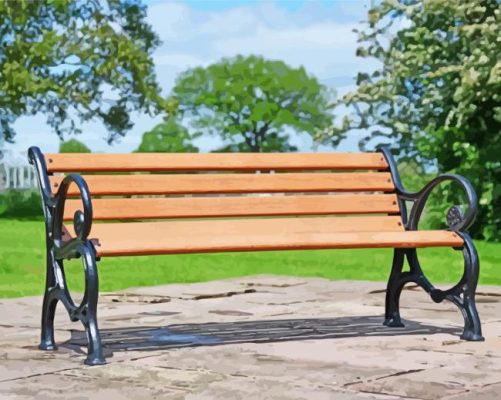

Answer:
[28,146,484,365]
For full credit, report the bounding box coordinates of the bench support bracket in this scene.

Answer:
[379,147,484,341]
[29,146,106,365]
[384,236,484,341]
[39,243,106,365]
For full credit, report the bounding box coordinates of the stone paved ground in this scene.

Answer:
[1,275,500,399]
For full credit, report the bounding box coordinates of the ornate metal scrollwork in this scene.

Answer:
[406,174,477,232]
[377,147,478,233]
[51,173,93,250]
[446,205,464,230]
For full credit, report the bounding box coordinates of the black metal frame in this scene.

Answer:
[28,146,105,365]
[379,147,483,341]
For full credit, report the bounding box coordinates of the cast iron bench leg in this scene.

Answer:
[39,242,106,365]
[383,248,406,327]
[39,252,59,351]
[384,234,484,341]
[78,242,106,365]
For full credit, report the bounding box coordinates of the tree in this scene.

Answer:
[171,55,334,152]
[0,0,165,144]
[136,117,199,153]
[319,0,500,241]
[59,138,91,153]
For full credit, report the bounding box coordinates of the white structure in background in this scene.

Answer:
[0,149,37,192]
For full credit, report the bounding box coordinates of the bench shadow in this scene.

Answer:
[61,315,460,358]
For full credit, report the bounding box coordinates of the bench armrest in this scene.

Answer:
[52,173,93,244]
[404,174,478,232]
[378,147,477,233]
[29,146,93,259]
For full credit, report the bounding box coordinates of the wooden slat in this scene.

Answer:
[63,194,400,221]
[61,217,462,257]
[45,152,388,172]
[51,172,395,196]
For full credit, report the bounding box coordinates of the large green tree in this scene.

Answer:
[171,55,334,152]
[0,0,165,143]
[136,116,199,153]
[319,0,500,240]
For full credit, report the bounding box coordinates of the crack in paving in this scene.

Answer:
[476,292,501,298]
[191,288,257,300]
[54,371,101,380]
[102,288,259,303]
[358,388,425,400]
[55,369,192,393]
[0,366,89,383]
[374,368,426,381]
[439,381,501,400]
[368,284,421,294]
[316,376,427,400]
[342,368,427,391]
[242,281,307,288]
[403,346,501,358]
[0,324,39,330]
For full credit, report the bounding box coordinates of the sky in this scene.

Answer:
[5,0,376,155]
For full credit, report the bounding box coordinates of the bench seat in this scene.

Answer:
[62,217,464,257]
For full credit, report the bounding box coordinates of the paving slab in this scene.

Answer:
[0,275,500,399]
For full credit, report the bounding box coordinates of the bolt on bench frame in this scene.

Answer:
[28,146,484,365]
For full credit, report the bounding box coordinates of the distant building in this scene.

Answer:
[0,149,37,192]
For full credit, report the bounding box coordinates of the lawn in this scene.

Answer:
[0,219,499,298]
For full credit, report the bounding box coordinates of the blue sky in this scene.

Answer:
[6,0,376,154]
[146,0,368,13]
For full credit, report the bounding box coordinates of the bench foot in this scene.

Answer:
[459,298,484,341]
[39,341,58,351]
[39,296,58,350]
[460,331,484,342]
[85,352,107,366]
[383,314,405,328]
[384,234,483,341]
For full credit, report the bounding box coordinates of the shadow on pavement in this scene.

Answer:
[62,315,460,358]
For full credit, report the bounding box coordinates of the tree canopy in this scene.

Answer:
[59,138,91,153]
[319,0,500,240]
[0,0,165,144]
[136,117,199,153]
[171,55,334,152]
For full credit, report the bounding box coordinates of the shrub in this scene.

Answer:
[0,190,43,219]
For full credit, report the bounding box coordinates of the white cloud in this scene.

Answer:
[212,23,361,78]
[146,3,194,42]
[200,7,259,36]
[154,53,205,68]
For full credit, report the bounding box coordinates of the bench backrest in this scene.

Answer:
[44,152,402,231]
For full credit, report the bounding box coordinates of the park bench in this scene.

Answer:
[28,146,484,365]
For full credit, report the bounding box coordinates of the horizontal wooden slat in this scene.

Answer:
[51,172,395,196]
[63,194,400,221]
[45,152,388,172]
[61,217,462,257]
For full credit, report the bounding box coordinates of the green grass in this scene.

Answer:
[1,219,499,298]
